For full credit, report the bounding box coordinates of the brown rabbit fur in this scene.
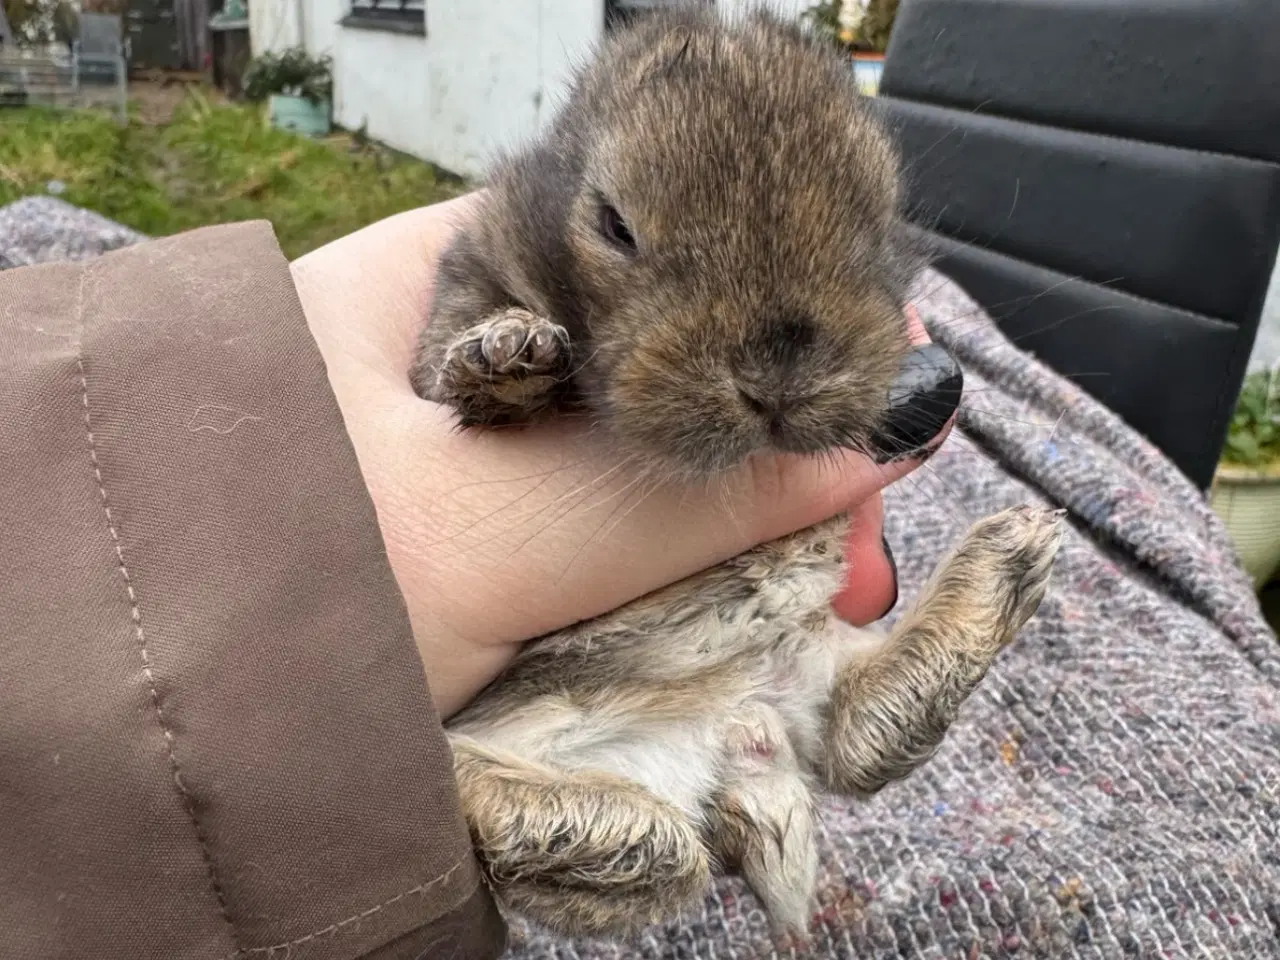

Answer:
[411,3,1064,943]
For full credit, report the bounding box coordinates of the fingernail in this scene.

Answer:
[870,343,963,463]
[880,535,901,616]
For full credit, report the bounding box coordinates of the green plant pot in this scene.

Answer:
[268,94,331,137]
[1209,462,1280,588]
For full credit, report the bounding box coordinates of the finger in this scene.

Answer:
[373,404,938,653]
[372,310,959,641]
[906,302,928,344]
[827,305,949,627]
[825,303,930,627]
[831,493,897,626]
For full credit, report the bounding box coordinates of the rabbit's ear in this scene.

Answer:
[627,27,701,88]
[615,5,728,89]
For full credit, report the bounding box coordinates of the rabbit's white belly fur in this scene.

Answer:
[463,614,886,822]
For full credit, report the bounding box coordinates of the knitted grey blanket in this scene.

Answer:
[0,196,146,270]
[503,279,1280,958]
[5,199,1277,959]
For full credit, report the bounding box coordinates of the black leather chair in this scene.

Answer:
[873,0,1280,490]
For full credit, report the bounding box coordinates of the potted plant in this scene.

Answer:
[804,0,900,95]
[4,0,79,48]
[242,47,333,137]
[1209,369,1280,588]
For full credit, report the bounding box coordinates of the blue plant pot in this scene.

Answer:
[268,94,331,137]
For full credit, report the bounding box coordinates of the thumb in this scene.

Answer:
[382,397,954,654]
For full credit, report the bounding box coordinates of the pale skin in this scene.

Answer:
[290,192,949,718]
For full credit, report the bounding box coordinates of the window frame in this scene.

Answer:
[342,0,426,38]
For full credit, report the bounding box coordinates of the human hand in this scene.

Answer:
[291,194,958,718]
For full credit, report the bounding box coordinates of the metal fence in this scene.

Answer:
[0,46,128,122]
[0,11,129,124]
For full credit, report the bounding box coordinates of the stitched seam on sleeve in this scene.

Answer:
[74,264,241,953]
[225,857,472,958]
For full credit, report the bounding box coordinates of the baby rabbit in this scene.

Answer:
[410,3,1063,942]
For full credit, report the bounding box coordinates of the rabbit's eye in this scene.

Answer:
[599,202,637,253]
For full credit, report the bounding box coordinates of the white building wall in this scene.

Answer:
[248,0,300,55]
[333,26,434,161]
[720,0,811,19]
[246,1,810,178]
[301,0,346,57]
[424,0,600,177]
[250,0,344,54]
[1248,257,1280,374]
[248,0,602,178]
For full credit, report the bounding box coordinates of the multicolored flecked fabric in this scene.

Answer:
[0,195,146,270]
[501,271,1280,960]
[6,202,1276,959]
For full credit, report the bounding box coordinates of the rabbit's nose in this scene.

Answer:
[736,386,811,449]
[737,386,793,423]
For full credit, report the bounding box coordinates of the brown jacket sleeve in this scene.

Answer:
[0,223,505,960]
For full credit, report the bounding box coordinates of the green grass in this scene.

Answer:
[0,91,464,258]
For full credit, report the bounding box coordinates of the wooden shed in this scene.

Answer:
[124,0,210,71]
